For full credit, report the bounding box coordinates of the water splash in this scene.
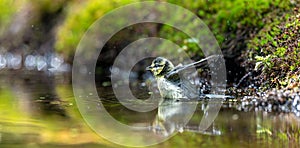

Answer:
[0,52,70,73]
[0,54,6,69]
[36,55,47,71]
[24,55,36,70]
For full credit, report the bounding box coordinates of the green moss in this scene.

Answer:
[160,0,292,57]
[55,0,293,58]
[247,7,300,89]
[275,47,286,57]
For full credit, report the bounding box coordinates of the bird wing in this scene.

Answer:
[164,55,222,99]
[165,55,222,80]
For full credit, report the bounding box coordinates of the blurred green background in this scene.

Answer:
[0,0,298,88]
[0,0,299,147]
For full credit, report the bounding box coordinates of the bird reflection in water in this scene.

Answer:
[151,98,222,137]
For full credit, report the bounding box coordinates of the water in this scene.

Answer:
[0,72,299,147]
[0,52,70,73]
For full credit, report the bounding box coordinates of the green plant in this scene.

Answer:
[55,0,138,56]
[160,0,292,57]
[247,7,300,89]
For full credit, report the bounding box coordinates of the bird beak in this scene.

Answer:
[146,66,152,71]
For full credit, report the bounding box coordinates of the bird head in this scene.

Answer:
[146,57,174,77]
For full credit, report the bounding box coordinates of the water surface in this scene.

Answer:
[0,72,299,147]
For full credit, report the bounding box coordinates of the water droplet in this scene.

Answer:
[7,53,22,69]
[0,54,7,69]
[25,55,36,70]
[50,54,64,69]
[49,63,70,73]
[36,55,47,71]
[110,67,120,74]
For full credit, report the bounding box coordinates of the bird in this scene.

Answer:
[146,55,221,100]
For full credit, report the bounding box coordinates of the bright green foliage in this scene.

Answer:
[0,1,14,33]
[160,0,292,57]
[55,0,292,58]
[55,0,138,56]
[248,9,300,89]
[0,0,25,34]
